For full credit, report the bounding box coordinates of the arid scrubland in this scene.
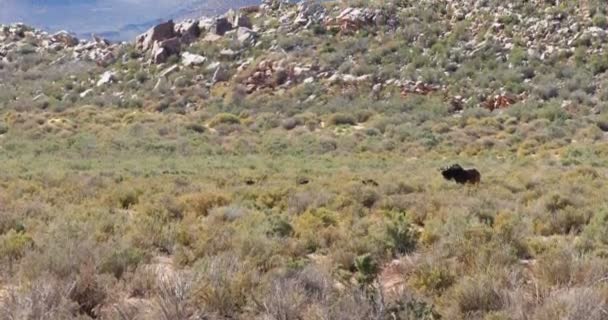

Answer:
[2,0,608,319]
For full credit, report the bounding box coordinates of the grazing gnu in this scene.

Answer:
[296,177,310,185]
[361,179,379,187]
[441,164,481,185]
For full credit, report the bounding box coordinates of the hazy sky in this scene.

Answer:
[0,0,190,32]
[0,0,269,40]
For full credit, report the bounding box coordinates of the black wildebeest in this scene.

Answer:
[296,177,310,185]
[361,179,379,187]
[440,164,481,185]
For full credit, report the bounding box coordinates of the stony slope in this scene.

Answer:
[2,0,608,118]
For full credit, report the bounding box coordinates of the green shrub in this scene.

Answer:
[100,247,145,278]
[69,262,107,318]
[451,276,503,315]
[385,212,418,255]
[269,217,294,238]
[282,117,303,130]
[135,71,148,83]
[389,298,442,320]
[580,208,608,248]
[354,254,378,284]
[536,103,569,122]
[593,14,608,28]
[208,113,241,127]
[355,188,380,211]
[535,248,574,287]
[328,113,357,126]
[355,110,375,123]
[192,254,256,317]
[533,287,606,320]
[180,192,230,217]
[589,54,608,75]
[185,123,206,133]
[114,189,140,209]
[0,123,8,134]
[411,264,455,294]
[498,14,520,25]
[0,230,33,272]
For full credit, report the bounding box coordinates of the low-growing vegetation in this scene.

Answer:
[2,0,608,319]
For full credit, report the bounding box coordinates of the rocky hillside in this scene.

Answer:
[2,0,608,118]
[2,1,608,319]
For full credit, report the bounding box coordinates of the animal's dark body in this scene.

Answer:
[441,164,481,185]
[362,179,379,187]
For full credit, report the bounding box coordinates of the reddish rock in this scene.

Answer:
[483,94,517,111]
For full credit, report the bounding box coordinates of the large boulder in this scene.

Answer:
[219,49,238,59]
[50,31,79,47]
[181,52,206,66]
[152,48,167,64]
[92,34,110,46]
[8,23,29,38]
[261,0,288,11]
[234,14,253,29]
[236,27,257,45]
[212,65,229,83]
[198,18,214,32]
[214,17,233,36]
[159,65,180,78]
[137,20,176,51]
[80,89,94,98]
[72,34,117,67]
[333,7,385,32]
[96,51,116,67]
[151,37,181,64]
[97,71,117,87]
[295,2,326,26]
[174,20,200,44]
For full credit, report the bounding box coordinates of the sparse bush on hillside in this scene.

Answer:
[208,113,241,127]
[180,192,230,218]
[328,113,357,126]
[282,117,303,130]
[593,14,608,28]
[185,123,206,133]
[533,287,607,320]
[450,276,503,316]
[384,212,418,256]
[0,277,78,319]
[0,230,33,272]
[411,262,455,295]
[191,254,256,317]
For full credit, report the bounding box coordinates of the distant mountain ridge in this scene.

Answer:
[0,0,264,41]
[94,0,263,41]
